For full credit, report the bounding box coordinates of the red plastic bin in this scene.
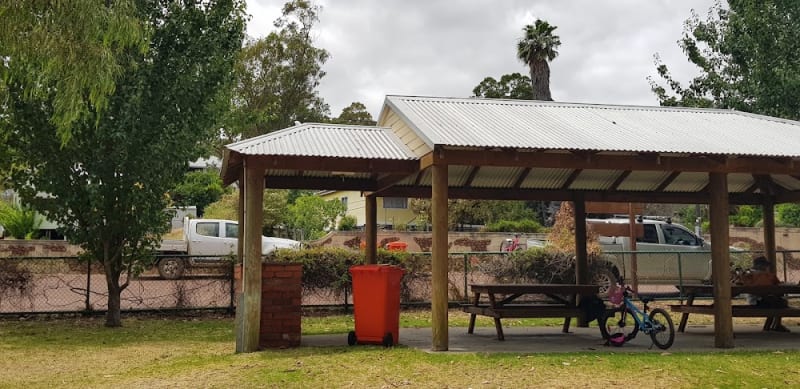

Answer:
[347,264,405,347]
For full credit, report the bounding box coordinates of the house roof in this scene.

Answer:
[221,95,800,205]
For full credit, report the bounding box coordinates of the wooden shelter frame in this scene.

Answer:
[222,122,800,354]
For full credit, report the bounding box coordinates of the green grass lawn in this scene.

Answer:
[1,311,799,388]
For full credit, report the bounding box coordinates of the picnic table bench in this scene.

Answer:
[462,283,600,340]
[669,284,800,332]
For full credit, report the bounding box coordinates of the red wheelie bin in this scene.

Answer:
[347,264,405,347]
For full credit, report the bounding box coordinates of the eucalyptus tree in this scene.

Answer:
[472,73,534,99]
[227,0,330,139]
[3,0,246,327]
[0,0,145,143]
[650,0,800,120]
[516,20,561,101]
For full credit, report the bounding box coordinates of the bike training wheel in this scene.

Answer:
[648,308,675,350]
[347,331,357,346]
[599,306,639,343]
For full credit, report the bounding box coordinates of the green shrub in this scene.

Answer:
[483,219,543,233]
[337,215,358,231]
[268,247,430,298]
[777,203,800,227]
[0,202,42,239]
[475,247,609,285]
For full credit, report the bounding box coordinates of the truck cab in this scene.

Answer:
[593,218,713,285]
[156,218,300,279]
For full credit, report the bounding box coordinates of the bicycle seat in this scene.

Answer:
[641,296,653,304]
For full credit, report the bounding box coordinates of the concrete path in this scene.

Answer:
[303,324,800,353]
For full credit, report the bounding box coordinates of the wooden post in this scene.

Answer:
[234,172,245,348]
[573,197,588,285]
[709,172,734,348]
[365,195,377,265]
[431,163,449,351]
[236,158,265,353]
[762,198,777,273]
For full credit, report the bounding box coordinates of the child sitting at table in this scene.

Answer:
[741,256,789,332]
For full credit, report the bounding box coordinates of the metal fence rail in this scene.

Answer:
[2,250,798,315]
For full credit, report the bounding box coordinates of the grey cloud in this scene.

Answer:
[248,0,717,118]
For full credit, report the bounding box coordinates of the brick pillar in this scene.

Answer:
[235,262,302,349]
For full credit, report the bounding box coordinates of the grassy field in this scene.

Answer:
[1,310,799,388]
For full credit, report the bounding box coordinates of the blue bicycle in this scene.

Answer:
[599,279,675,349]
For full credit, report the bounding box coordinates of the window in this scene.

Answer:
[662,225,698,246]
[196,222,220,238]
[383,197,407,209]
[637,224,659,244]
[225,223,238,239]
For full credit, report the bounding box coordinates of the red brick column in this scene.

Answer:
[235,263,302,349]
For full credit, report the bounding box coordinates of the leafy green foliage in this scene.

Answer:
[0,0,146,142]
[472,73,533,99]
[170,169,229,216]
[337,215,358,231]
[270,247,428,297]
[517,19,561,101]
[0,201,42,239]
[3,0,246,326]
[650,1,800,120]
[731,205,763,227]
[287,195,346,239]
[226,0,329,139]
[777,203,800,227]
[483,219,543,233]
[203,189,289,236]
[330,102,376,125]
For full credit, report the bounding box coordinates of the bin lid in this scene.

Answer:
[349,264,405,274]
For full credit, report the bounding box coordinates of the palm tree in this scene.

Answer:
[517,20,561,101]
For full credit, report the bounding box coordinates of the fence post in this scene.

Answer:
[463,254,468,303]
[676,253,684,303]
[85,258,91,312]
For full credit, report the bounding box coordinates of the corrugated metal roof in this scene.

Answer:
[227,123,416,160]
[383,95,800,158]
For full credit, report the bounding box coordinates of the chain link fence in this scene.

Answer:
[2,250,799,315]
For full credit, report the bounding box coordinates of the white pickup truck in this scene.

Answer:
[528,218,744,287]
[155,218,300,279]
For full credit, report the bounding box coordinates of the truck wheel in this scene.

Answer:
[592,267,619,296]
[158,257,185,279]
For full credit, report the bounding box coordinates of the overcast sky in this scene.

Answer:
[246,0,718,120]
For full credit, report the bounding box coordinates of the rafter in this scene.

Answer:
[655,171,681,192]
[609,170,632,191]
[561,169,583,190]
[513,167,532,189]
[463,166,481,188]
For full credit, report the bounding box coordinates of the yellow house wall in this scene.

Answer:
[318,190,416,227]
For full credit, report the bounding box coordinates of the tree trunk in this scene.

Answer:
[530,59,553,101]
[105,268,123,327]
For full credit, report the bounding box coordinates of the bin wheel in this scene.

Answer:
[382,332,394,347]
[347,331,357,346]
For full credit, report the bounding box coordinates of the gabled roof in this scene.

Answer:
[221,95,800,204]
[221,123,418,186]
[226,123,416,160]
[382,95,800,158]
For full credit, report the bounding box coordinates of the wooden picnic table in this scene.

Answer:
[462,283,600,341]
[670,284,800,332]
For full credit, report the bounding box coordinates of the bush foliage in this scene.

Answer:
[268,247,429,297]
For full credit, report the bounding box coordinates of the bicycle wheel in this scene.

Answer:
[648,308,675,350]
[598,306,639,343]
